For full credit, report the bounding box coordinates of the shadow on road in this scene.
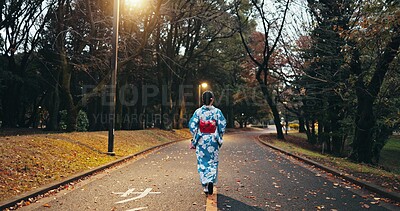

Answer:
[218,194,265,211]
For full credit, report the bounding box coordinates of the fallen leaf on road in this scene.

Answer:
[245,195,256,200]
[362,204,370,209]
[43,203,51,208]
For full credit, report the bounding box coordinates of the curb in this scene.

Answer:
[0,138,189,210]
[257,136,400,203]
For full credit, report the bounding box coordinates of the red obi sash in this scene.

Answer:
[199,119,217,133]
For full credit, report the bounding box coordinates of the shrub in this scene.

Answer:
[59,110,89,131]
[77,110,89,132]
[59,110,67,130]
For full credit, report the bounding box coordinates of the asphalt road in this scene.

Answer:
[20,128,396,211]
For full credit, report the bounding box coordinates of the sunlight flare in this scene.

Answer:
[125,0,144,8]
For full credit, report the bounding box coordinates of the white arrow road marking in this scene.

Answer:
[114,188,161,204]
[121,188,136,197]
[126,207,148,211]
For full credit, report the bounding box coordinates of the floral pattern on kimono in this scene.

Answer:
[189,105,226,186]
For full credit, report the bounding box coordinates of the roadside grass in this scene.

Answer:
[287,132,307,139]
[0,129,191,202]
[379,136,400,174]
[287,132,400,175]
[259,133,400,194]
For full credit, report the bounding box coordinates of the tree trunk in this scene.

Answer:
[137,80,144,130]
[298,116,306,133]
[258,82,284,139]
[47,71,61,131]
[318,118,327,149]
[330,104,342,155]
[350,26,399,163]
[178,94,186,129]
[351,95,375,163]
[2,84,19,127]
[60,53,77,132]
[56,0,77,132]
[87,97,97,131]
[227,89,234,128]
[28,100,39,128]
[305,118,317,144]
[48,92,60,131]
[2,56,20,128]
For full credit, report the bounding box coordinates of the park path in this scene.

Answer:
[20,128,395,211]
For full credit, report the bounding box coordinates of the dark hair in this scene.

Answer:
[202,91,214,105]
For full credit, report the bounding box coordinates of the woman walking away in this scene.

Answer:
[189,91,226,195]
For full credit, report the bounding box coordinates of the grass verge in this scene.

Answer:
[380,136,400,175]
[259,133,400,195]
[0,129,191,202]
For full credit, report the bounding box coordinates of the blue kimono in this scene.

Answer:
[189,105,226,186]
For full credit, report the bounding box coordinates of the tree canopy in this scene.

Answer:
[1,0,399,164]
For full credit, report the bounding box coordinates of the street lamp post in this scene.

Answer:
[198,82,208,107]
[108,0,120,156]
